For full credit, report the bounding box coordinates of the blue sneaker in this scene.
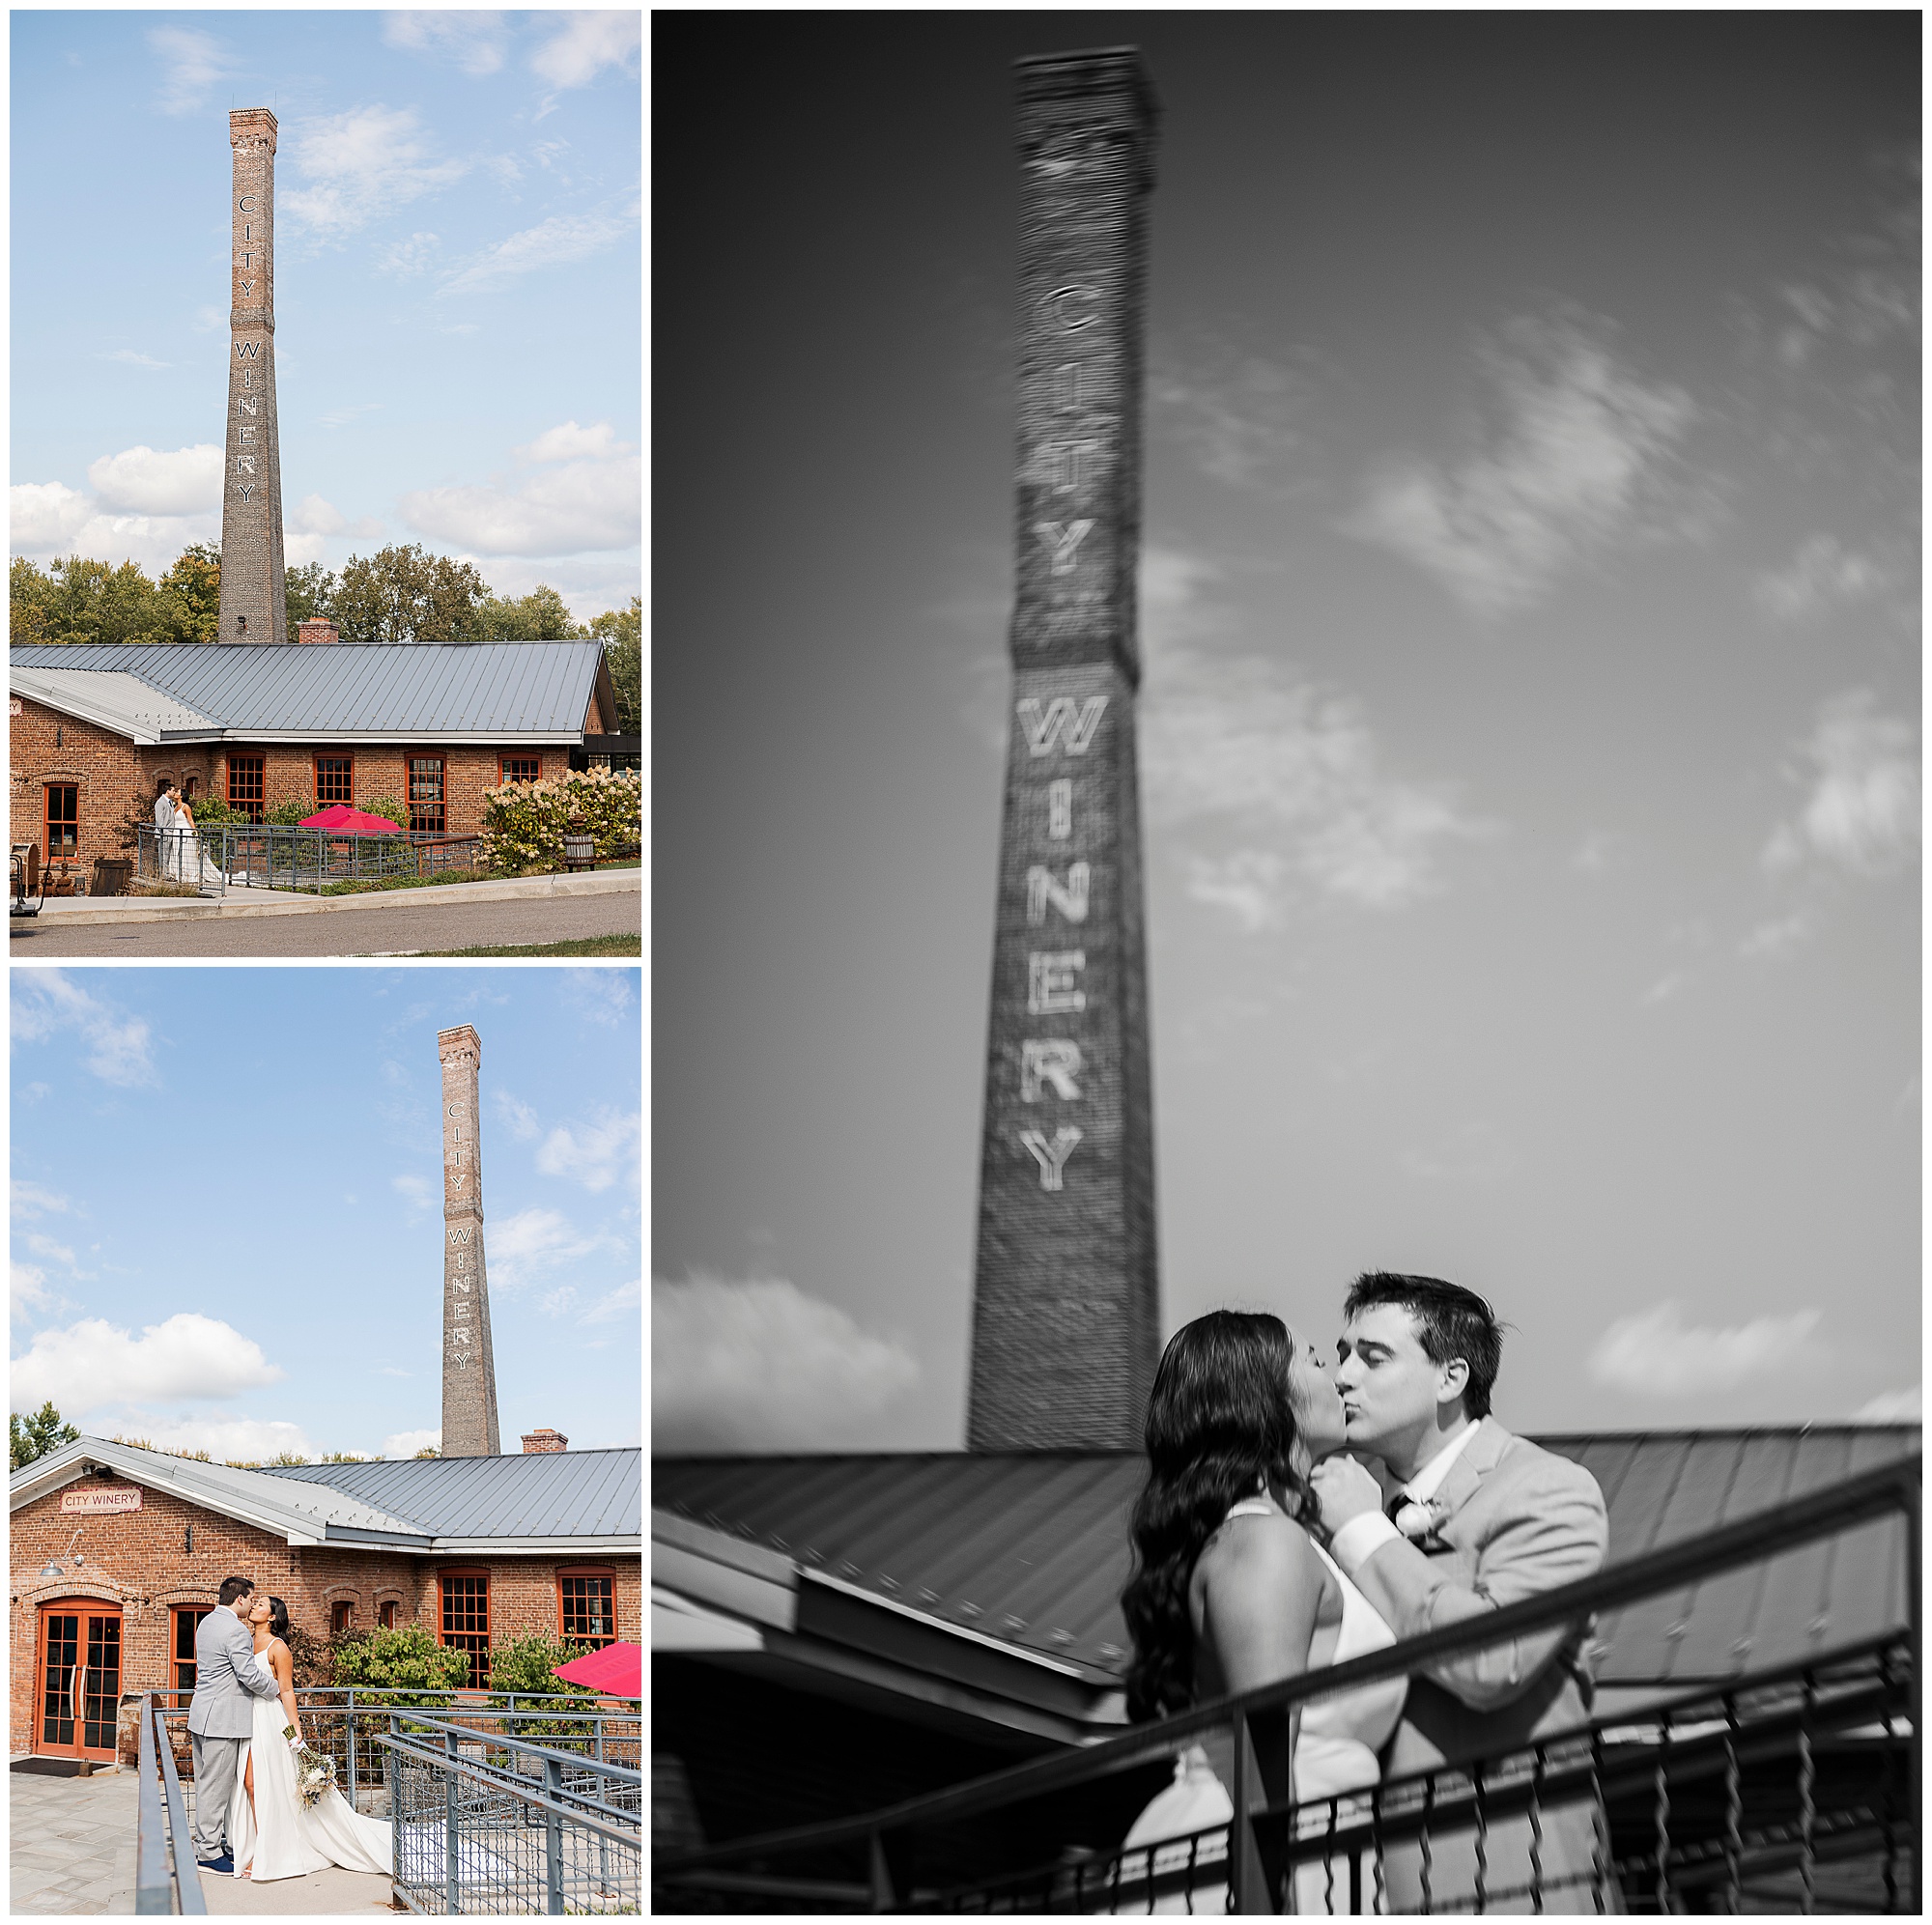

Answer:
[197,1854,234,1874]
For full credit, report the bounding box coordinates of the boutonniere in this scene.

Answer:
[1393,1497,1449,1545]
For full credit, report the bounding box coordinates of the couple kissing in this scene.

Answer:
[1117,1271,1614,1915]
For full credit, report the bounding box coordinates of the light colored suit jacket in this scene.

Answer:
[185,1604,283,1739]
[155,794,175,829]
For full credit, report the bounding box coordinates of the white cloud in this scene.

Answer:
[25,1232,85,1276]
[1754,534,1888,623]
[561,968,635,1027]
[485,1204,619,1288]
[653,1276,921,1452]
[534,1110,639,1192]
[96,350,170,371]
[291,495,379,540]
[438,210,635,297]
[400,453,639,557]
[376,1365,412,1378]
[1762,691,1918,879]
[1588,1300,1821,1398]
[1854,1385,1921,1423]
[1738,914,1809,960]
[1348,312,1698,616]
[192,305,226,334]
[382,12,508,76]
[377,231,442,278]
[493,1090,542,1141]
[12,1181,74,1221]
[284,106,469,240]
[11,972,158,1087]
[529,12,641,89]
[11,482,95,552]
[384,1427,441,1458]
[391,1174,434,1210]
[12,1314,285,1419]
[86,445,223,516]
[1143,646,1487,920]
[515,420,633,464]
[320,402,383,429]
[12,1262,53,1323]
[115,1415,320,1462]
[149,26,238,116]
[579,1277,639,1323]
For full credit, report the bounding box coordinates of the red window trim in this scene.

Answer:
[499,753,542,784]
[313,752,355,806]
[43,782,78,859]
[437,1568,490,1688]
[555,1566,617,1650]
[228,752,266,820]
[409,755,446,835]
[171,1603,213,1696]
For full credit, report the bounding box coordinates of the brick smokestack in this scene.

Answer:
[521,1429,568,1455]
[217,109,289,644]
[965,49,1162,1451]
[439,1025,501,1456]
[297,617,339,644]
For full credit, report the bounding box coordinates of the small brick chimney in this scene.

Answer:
[521,1428,568,1455]
[297,616,340,644]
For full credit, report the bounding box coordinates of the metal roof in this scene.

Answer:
[9,667,218,743]
[11,1437,641,1552]
[652,1427,1918,1699]
[263,1447,641,1543]
[10,641,607,741]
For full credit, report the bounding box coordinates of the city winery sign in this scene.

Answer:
[61,1486,142,1515]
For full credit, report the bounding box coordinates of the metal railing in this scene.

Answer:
[133,823,482,895]
[379,1713,642,1914]
[151,1689,639,1827]
[135,1692,207,1915]
[652,1457,1918,1914]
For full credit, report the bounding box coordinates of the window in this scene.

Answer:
[409,757,445,835]
[379,1600,398,1630]
[330,1600,355,1637]
[440,1573,488,1687]
[43,784,77,859]
[558,1572,615,1651]
[500,755,541,784]
[229,754,265,820]
[172,1606,213,1694]
[314,755,354,805]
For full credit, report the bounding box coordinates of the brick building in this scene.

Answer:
[12,1434,641,1767]
[9,639,630,884]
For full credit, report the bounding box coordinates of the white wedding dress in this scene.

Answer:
[165,806,210,884]
[225,1645,391,1882]
[1104,1498,1407,1914]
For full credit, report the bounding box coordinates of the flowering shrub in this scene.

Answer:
[478,768,640,875]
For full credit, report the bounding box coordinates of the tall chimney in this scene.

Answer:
[521,1429,568,1455]
[439,1025,501,1456]
[965,50,1163,1451]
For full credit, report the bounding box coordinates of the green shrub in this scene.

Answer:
[487,1632,600,1740]
[265,794,317,827]
[330,1622,472,1712]
[357,794,405,831]
[478,769,640,875]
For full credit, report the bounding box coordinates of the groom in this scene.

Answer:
[186,1573,285,1874]
[1310,1272,1613,1914]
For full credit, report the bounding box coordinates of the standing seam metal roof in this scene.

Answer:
[652,1428,1918,1689]
[263,1447,640,1539]
[10,642,604,736]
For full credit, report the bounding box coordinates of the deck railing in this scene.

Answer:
[134,822,481,894]
[134,1692,206,1915]
[652,1456,1918,1914]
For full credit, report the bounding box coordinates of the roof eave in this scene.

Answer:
[428,1535,642,1554]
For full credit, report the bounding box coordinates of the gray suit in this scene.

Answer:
[154,793,175,830]
[185,1605,282,1860]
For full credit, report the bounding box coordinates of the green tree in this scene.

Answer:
[473,584,584,642]
[11,1401,79,1471]
[35,556,170,646]
[333,544,489,645]
[589,597,641,733]
[158,544,222,644]
[330,1622,472,1698]
[486,1632,599,1738]
[285,560,337,634]
[11,557,53,642]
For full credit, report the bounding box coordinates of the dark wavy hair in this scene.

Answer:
[1120,1311,1312,1723]
[1344,1272,1504,1419]
[266,1596,292,1643]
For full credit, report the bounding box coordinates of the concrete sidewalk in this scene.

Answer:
[16,866,639,925]
[197,1860,396,1913]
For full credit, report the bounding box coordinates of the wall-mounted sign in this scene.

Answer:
[61,1486,142,1515]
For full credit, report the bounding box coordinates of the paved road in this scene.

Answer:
[11,891,639,957]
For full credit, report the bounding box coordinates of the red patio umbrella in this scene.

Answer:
[552,1640,641,1698]
[299,805,403,833]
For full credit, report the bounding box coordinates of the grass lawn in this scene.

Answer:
[412,933,641,958]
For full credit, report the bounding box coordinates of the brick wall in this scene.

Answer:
[10,1481,641,1759]
[8,690,611,862]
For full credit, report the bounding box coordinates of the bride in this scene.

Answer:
[226,1594,391,1882]
[1114,1311,1406,1914]
[164,791,206,885]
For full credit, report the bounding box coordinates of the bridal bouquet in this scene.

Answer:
[282,1726,337,1809]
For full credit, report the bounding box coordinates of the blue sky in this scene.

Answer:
[11,10,639,620]
[654,16,1919,1452]
[12,966,641,1460]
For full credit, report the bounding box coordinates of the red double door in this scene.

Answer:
[38,1601,123,1762]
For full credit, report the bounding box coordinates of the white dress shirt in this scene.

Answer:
[1328,1418,1482,1577]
